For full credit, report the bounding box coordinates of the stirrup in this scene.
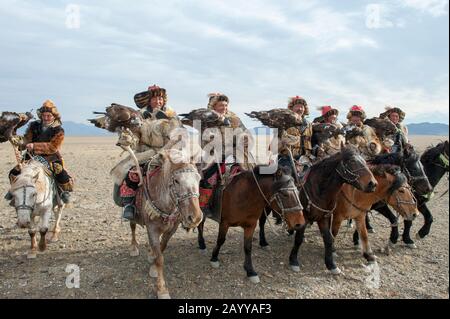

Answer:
[122,204,136,221]
[60,191,71,204]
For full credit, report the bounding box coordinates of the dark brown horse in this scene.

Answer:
[367,141,447,249]
[332,164,418,263]
[197,165,305,283]
[266,146,378,274]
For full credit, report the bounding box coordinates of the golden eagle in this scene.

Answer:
[245,108,303,137]
[0,111,34,143]
[88,103,143,134]
[178,108,228,130]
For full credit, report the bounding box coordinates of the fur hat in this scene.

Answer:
[379,106,405,122]
[207,93,229,110]
[346,105,366,120]
[313,105,339,123]
[287,96,309,116]
[37,99,61,121]
[134,84,168,109]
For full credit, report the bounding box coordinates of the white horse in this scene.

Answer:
[8,160,65,259]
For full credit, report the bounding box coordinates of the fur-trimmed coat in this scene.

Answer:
[281,119,313,159]
[19,120,64,162]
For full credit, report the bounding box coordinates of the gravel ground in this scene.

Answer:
[0,135,448,299]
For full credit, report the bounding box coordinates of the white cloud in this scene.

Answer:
[398,0,449,16]
[0,0,447,126]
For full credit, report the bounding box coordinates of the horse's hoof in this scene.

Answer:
[248,275,260,284]
[27,253,37,259]
[210,261,220,269]
[332,252,339,259]
[290,265,300,272]
[405,243,417,249]
[415,233,423,240]
[157,293,171,299]
[368,256,378,264]
[199,248,208,256]
[149,266,158,278]
[130,248,140,257]
[368,229,375,234]
[330,267,342,275]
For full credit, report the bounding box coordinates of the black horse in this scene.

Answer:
[353,143,435,248]
[280,146,378,274]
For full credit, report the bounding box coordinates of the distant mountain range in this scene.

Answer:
[406,123,449,136]
[18,121,448,137]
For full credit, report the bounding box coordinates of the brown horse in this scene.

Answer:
[197,165,305,283]
[332,164,419,263]
[284,146,377,274]
[122,149,203,299]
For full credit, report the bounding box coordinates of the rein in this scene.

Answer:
[141,166,199,221]
[340,189,369,213]
[250,169,302,225]
[298,157,364,218]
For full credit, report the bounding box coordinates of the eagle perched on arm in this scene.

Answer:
[178,108,228,131]
[88,103,143,134]
[0,111,34,143]
[245,108,303,137]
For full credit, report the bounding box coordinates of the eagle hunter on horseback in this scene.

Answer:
[90,84,203,298]
[251,97,379,274]
[3,100,74,258]
[190,94,305,283]
[6,100,74,204]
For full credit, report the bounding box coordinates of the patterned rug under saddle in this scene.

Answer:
[200,164,244,223]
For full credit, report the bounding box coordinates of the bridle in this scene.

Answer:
[143,166,200,219]
[386,185,417,217]
[251,169,303,225]
[11,185,36,211]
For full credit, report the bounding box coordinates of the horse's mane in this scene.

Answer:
[312,146,357,172]
[10,161,45,189]
[421,141,447,163]
[369,152,402,166]
[370,164,406,194]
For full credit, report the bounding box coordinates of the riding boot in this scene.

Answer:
[122,196,137,221]
[4,191,13,201]
[58,180,74,204]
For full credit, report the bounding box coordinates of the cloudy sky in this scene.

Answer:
[0,0,448,127]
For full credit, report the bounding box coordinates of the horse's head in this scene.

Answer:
[403,144,432,195]
[383,167,419,221]
[161,149,203,229]
[9,163,41,228]
[337,145,378,193]
[272,166,305,231]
